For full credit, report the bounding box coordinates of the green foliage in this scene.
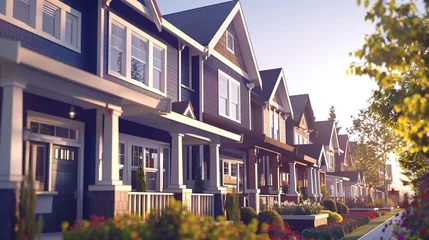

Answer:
[226,187,240,223]
[350,0,429,153]
[241,207,257,225]
[321,210,343,223]
[322,200,338,213]
[297,185,304,203]
[348,108,403,190]
[137,164,146,192]
[257,210,285,239]
[399,151,429,192]
[320,185,329,201]
[15,170,44,240]
[193,165,205,193]
[63,199,269,240]
[274,200,323,215]
[336,202,349,214]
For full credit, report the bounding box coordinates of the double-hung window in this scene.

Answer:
[0,0,81,52]
[109,13,167,96]
[118,143,125,181]
[230,163,237,177]
[223,161,229,175]
[270,110,280,140]
[218,70,240,122]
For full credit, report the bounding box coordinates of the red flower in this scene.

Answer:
[420,228,427,238]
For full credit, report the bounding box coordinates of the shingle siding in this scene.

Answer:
[0,0,97,73]
[103,1,179,102]
[214,22,247,72]
[204,56,250,129]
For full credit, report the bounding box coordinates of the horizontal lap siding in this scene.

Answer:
[181,47,190,86]
[204,56,250,129]
[0,0,97,72]
[103,2,178,102]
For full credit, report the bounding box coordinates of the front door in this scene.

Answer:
[42,145,78,233]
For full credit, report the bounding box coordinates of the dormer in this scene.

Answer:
[314,120,341,172]
[288,94,316,145]
[253,68,293,143]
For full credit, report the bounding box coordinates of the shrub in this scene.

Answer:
[343,213,371,226]
[321,210,343,223]
[322,199,338,213]
[373,210,381,217]
[257,210,285,239]
[336,202,349,214]
[301,218,359,240]
[320,185,329,201]
[63,199,269,240]
[137,164,146,192]
[193,165,204,193]
[274,199,323,215]
[379,210,388,215]
[241,207,257,224]
[226,187,240,223]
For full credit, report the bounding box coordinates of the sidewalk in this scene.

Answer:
[359,210,404,240]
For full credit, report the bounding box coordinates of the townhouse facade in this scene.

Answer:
[0,0,369,238]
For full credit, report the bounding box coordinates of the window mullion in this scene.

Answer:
[125,28,131,79]
[227,79,232,117]
[148,41,153,88]
[59,8,66,41]
[34,0,43,29]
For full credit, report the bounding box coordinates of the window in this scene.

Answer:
[42,1,59,38]
[0,0,81,51]
[223,162,229,175]
[131,34,148,83]
[131,145,143,190]
[218,70,240,122]
[30,143,47,190]
[13,0,32,26]
[145,147,157,169]
[230,163,237,177]
[226,30,234,53]
[30,121,78,140]
[119,143,125,181]
[108,13,167,95]
[270,110,280,140]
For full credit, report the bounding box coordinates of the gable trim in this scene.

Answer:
[121,0,162,31]
[206,2,261,87]
[184,104,196,119]
[268,69,294,119]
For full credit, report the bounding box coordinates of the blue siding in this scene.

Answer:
[119,119,171,144]
[103,1,179,101]
[191,56,200,120]
[0,0,98,73]
[181,47,190,86]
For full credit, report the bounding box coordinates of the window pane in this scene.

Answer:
[35,146,46,188]
[226,32,234,52]
[40,123,55,136]
[223,162,229,175]
[230,103,238,120]
[69,129,77,140]
[0,0,5,14]
[14,0,31,25]
[146,172,156,190]
[132,145,143,167]
[131,35,147,84]
[219,97,227,116]
[145,148,157,169]
[119,143,125,165]
[230,83,239,103]
[119,168,123,181]
[219,76,228,97]
[42,2,59,38]
[110,23,124,75]
[131,170,137,190]
[56,126,69,138]
[30,122,39,133]
[231,164,237,177]
[65,13,78,47]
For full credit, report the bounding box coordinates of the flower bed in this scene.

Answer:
[63,199,269,240]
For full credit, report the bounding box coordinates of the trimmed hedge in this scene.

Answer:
[336,202,349,214]
[241,207,257,225]
[322,200,338,213]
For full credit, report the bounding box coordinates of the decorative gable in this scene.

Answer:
[214,21,247,72]
[172,101,196,119]
[299,113,308,130]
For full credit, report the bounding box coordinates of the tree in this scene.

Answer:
[349,0,429,153]
[348,108,403,204]
[328,106,341,131]
[399,151,429,192]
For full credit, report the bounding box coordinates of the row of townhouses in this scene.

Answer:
[0,0,377,237]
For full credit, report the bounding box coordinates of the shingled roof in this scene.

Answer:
[254,68,282,101]
[163,1,238,45]
[314,120,335,146]
[337,134,349,163]
[289,94,309,121]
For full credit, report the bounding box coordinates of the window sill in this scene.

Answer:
[107,70,167,98]
[36,192,57,214]
[36,191,58,196]
[181,84,194,92]
[218,113,241,124]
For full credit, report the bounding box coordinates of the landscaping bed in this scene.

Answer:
[348,207,379,212]
[280,214,329,232]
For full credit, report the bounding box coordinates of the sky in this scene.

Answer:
[156,0,410,186]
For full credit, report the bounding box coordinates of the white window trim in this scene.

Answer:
[226,30,234,54]
[222,160,242,179]
[119,133,169,192]
[121,0,151,18]
[108,12,167,97]
[26,110,85,219]
[218,69,241,123]
[0,0,81,53]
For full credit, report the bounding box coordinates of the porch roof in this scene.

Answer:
[326,174,350,181]
[0,38,242,143]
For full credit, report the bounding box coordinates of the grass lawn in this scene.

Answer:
[341,208,402,240]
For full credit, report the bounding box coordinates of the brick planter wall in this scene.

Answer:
[88,190,129,218]
[281,214,329,232]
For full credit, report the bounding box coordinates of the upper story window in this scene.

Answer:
[269,109,280,141]
[109,13,167,96]
[0,0,81,52]
[226,30,234,54]
[218,70,241,123]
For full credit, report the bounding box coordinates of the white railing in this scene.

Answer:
[260,195,279,210]
[128,192,174,220]
[191,193,214,217]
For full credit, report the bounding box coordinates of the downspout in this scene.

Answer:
[247,83,255,130]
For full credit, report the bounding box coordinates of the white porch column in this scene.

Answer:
[333,180,338,200]
[313,168,319,197]
[287,162,298,195]
[0,81,25,188]
[207,143,225,192]
[339,180,344,199]
[100,110,122,185]
[306,167,316,198]
[169,133,186,189]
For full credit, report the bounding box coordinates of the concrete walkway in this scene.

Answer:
[359,210,404,240]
